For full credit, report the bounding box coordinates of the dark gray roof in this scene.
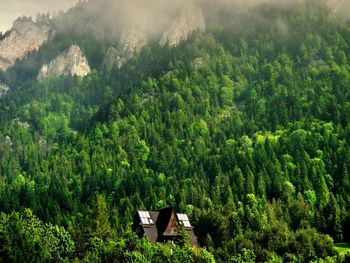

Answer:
[134,208,199,247]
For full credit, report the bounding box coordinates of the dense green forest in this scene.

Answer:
[0,2,350,262]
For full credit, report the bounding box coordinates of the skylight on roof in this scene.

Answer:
[177,213,192,228]
[138,211,150,218]
[138,211,153,225]
[141,217,149,225]
[177,214,189,221]
[183,220,191,227]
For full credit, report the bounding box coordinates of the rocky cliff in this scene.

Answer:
[104,29,148,70]
[0,17,53,71]
[325,0,345,12]
[37,45,91,80]
[0,83,9,97]
[159,3,205,47]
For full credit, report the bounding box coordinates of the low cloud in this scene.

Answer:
[1,0,347,36]
[0,0,78,32]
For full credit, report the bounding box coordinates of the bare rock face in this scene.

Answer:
[0,83,9,97]
[193,54,210,69]
[104,29,148,70]
[1,135,13,151]
[12,118,31,129]
[103,47,119,71]
[37,45,91,80]
[119,29,148,56]
[159,3,205,47]
[325,0,345,12]
[0,17,53,71]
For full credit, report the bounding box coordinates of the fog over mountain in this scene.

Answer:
[0,0,78,32]
[0,0,347,72]
[0,0,348,37]
[1,0,348,34]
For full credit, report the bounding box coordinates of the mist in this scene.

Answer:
[1,0,347,38]
[0,0,79,32]
[51,0,315,39]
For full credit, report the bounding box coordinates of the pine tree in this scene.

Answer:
[324,193,343,242]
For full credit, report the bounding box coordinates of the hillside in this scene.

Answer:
[0,1,350,262]
[37,44,91,80]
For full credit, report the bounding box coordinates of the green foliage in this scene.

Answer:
[174,224,190,247]
[228,249,256,263]
[335,243,350,259]
[0,209,74,262]
[134,140,150,162]
[1,2,350,262]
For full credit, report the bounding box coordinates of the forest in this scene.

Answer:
[0,1,350,262]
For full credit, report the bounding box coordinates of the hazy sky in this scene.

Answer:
[0,0,78,32]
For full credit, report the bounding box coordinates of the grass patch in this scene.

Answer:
[335,243,350,257]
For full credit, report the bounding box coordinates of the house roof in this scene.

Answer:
[134,207,198,247]
[156,207,176,235]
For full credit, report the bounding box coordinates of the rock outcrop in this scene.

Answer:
[0,135,13,152]
[104,29,148,70]
[103,47,119,71]
[325,0,345,12]
[37,45,91,80]
[11,118,31,129]
[0,83,9,97]
[103,3,206,70]
[159,3,205,47]
[0,17,53,71]
[193,54,210,69]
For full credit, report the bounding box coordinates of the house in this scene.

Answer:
[132,207,198,247]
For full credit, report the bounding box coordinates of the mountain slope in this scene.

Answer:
[0,17,53,71]
[37,45,91,80]
[325,0,345,12]
[160,3,206,47]
[0,1,350,263]
[103,29,148,70]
